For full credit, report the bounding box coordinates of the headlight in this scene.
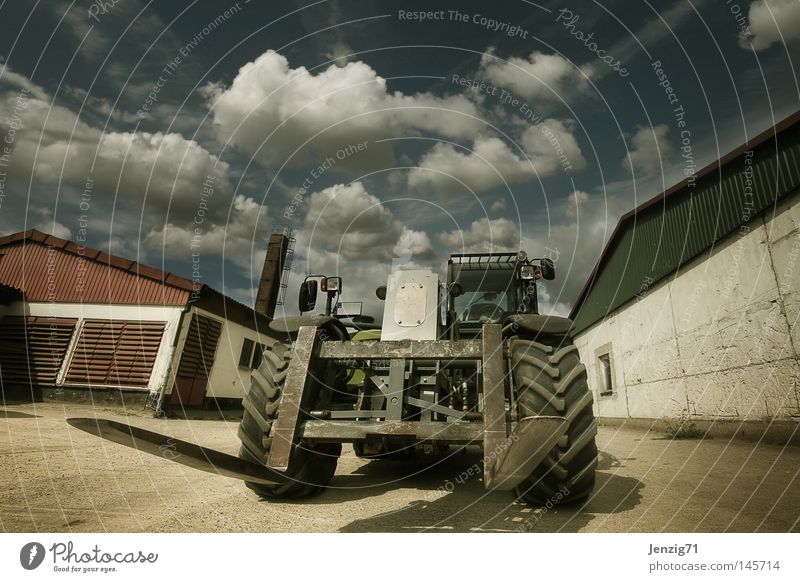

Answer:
[520,265,536,280]
[516,250,528,262]
[321,277,341,292]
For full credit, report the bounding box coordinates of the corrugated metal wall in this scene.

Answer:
[572,121,800,334]
[0,242,190,305]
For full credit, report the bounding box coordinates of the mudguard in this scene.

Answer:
[269,315,349,340]
[503,314,574,336]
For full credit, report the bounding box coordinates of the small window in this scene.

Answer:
[251,343,265,369]
[598,353,614,395]
[239,338,254,368]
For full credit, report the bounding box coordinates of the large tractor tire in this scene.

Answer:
[508,332,598,505]
[237,341,341,499]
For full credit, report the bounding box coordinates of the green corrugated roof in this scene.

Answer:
[570,112,800,335]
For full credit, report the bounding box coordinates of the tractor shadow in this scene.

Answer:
[334,449,643,532]
[0,408,41,419]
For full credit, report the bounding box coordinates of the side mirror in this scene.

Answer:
[376,285,387,300]
[450,282,463,298]
[541,258,555,280]
[299,280,318,312]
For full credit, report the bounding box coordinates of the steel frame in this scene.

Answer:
[266,324,509,474]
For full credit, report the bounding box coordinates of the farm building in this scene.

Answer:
[0,229,280,414]
[570,112,800,441]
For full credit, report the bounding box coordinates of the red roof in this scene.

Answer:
[0,229,193,305]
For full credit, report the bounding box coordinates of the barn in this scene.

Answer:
[0,229,277,415]
[569,112,800,442]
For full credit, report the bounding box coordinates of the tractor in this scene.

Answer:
[70,250,597,506]
[236,251,598,505]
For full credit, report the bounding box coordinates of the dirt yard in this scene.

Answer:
[1,402,798,533]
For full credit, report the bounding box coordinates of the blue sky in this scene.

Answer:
[1,0,798,318]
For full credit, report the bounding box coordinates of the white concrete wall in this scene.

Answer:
[165,306,275,400]
[3,301,184,391]
[574,188,800,421]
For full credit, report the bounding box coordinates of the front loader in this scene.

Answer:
[70,250,597,506]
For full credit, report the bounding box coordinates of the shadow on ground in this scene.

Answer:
[329,449,643,532]
[1,408,41,419]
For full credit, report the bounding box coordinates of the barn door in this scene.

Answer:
[170,313,222,406]
[65,319,166,388]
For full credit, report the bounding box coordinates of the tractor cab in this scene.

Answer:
[446,252,554,339]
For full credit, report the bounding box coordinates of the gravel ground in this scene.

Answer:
[1,402,799,533]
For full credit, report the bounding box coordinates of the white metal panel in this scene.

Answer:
[381,270,439,340]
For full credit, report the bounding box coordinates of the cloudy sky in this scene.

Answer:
[0,0,798,319]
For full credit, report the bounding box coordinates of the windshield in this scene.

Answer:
[452,266,515,322]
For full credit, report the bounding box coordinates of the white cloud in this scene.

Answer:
[394,228,434,261]
[519,119,587,173]
[479,50,590,104]
[144,194,268,270]
[204,50,482,170]
[439,217,520,252]
[566,190,590,217]
[491,198,507,212]
[30,206,72,239]
[409,137,534,193]
[302,181,404,262]
[622,124,672,177]
[300,181,436,262]
[0,89,231,221]
[741,0,800,50]
[0,62,48,101]
[274,181,439,319]
[409,118,586,193]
